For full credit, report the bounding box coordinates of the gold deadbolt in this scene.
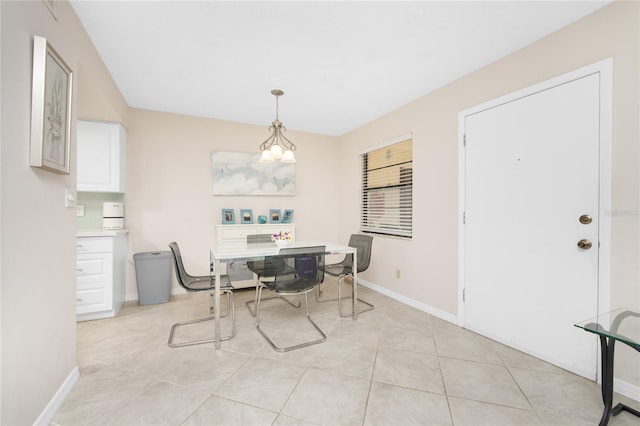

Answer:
[579,215,592,225]
[577,239,592,250]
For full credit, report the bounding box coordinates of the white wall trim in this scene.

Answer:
[358,279,458,325]
[457,112,466,327]
[614,378,640,403]
[34,366,79,426]
[126,285,188,302]
[125,291,139,302]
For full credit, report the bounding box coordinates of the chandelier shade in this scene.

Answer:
[259,89,296,163]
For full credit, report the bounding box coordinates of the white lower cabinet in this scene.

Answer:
[76,235,126,321]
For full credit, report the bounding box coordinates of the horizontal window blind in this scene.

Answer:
[361,138,413,238]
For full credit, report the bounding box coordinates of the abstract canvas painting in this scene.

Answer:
[212,151,295,196]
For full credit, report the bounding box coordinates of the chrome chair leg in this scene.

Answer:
[245,285,301,317]
[337,275,374,318]
[168,290,236,347]
[315,280,338,303]
[255,288,326,352]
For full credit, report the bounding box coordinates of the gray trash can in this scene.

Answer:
[134,251,172,305]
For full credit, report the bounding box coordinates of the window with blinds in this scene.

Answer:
[360,137,413,238]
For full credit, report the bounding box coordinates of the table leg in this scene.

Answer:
[214,258,221,349]
[612,403,640,417]
[352,249,358,321]
[597,336,640,425]
[598,335,615,426]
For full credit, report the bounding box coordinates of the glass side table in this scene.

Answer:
[575,308,640,426]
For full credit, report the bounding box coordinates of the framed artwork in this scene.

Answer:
[240,209,253,224]
[269,209,281,223]
[282,209,294,223]
[30,36,73,174]
[212,151,295,196]
[221,209,235,224]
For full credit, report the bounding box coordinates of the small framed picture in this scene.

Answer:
[221,209,235,224]
[269,209,281,223]
[282,209,294,223]
[240,209,253,224]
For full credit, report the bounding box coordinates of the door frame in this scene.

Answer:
[457,59,613,341]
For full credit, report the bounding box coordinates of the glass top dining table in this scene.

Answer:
[574,308,640,348]
[210,240,358,349]
[574,308,640,425]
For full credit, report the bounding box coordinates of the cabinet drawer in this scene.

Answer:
[259,227,286,236]
[77,237,113,254]
[221,228,258,240]
[76,283,112,314]
[77,253,113,283]
[219,240,250,250]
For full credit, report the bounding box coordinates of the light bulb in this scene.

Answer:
[259,149,275,163]
[269,144,283,159]
[281,150,296,163]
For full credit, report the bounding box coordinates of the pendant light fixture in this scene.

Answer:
[258,89,296,163]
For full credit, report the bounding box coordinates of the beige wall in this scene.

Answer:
[124,109,341,297]
[338,0,639,386]
[0,1,128,424]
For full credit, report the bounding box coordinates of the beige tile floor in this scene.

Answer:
[52,282,639,426]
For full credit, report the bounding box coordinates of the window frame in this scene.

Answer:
[360,133,413,239]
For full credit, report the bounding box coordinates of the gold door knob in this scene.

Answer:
[579,215,592,224]
[577,239,592,250]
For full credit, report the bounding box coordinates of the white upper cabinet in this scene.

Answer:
[77,120,126,192]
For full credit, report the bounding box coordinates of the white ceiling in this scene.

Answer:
[70,1,610,136]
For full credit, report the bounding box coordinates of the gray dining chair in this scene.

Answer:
[317,234,374,317]
[255,246,327,352]
[167,242,236,347]
[245,234,299,316]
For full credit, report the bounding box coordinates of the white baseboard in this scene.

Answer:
[615,377,640,403]
[34,366,79,426]
[358,278,459,325]
[126,287,187,302]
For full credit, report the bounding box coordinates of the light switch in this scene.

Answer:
[65,188,77,208]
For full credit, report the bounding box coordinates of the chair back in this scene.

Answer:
[246,234,279,277]
[168,242,192,291]
[272,246,326,284]
[345,234,373,273]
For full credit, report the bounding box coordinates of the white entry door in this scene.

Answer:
[461,63,611,379]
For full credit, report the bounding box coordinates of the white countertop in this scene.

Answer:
[77,229,129,237]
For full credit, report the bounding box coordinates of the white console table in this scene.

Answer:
[215,223,296,249]
[215,223,296,287]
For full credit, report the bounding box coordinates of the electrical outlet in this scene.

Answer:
[76,204,85,217]
[396,269,401,279]
[65,188,77,208]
